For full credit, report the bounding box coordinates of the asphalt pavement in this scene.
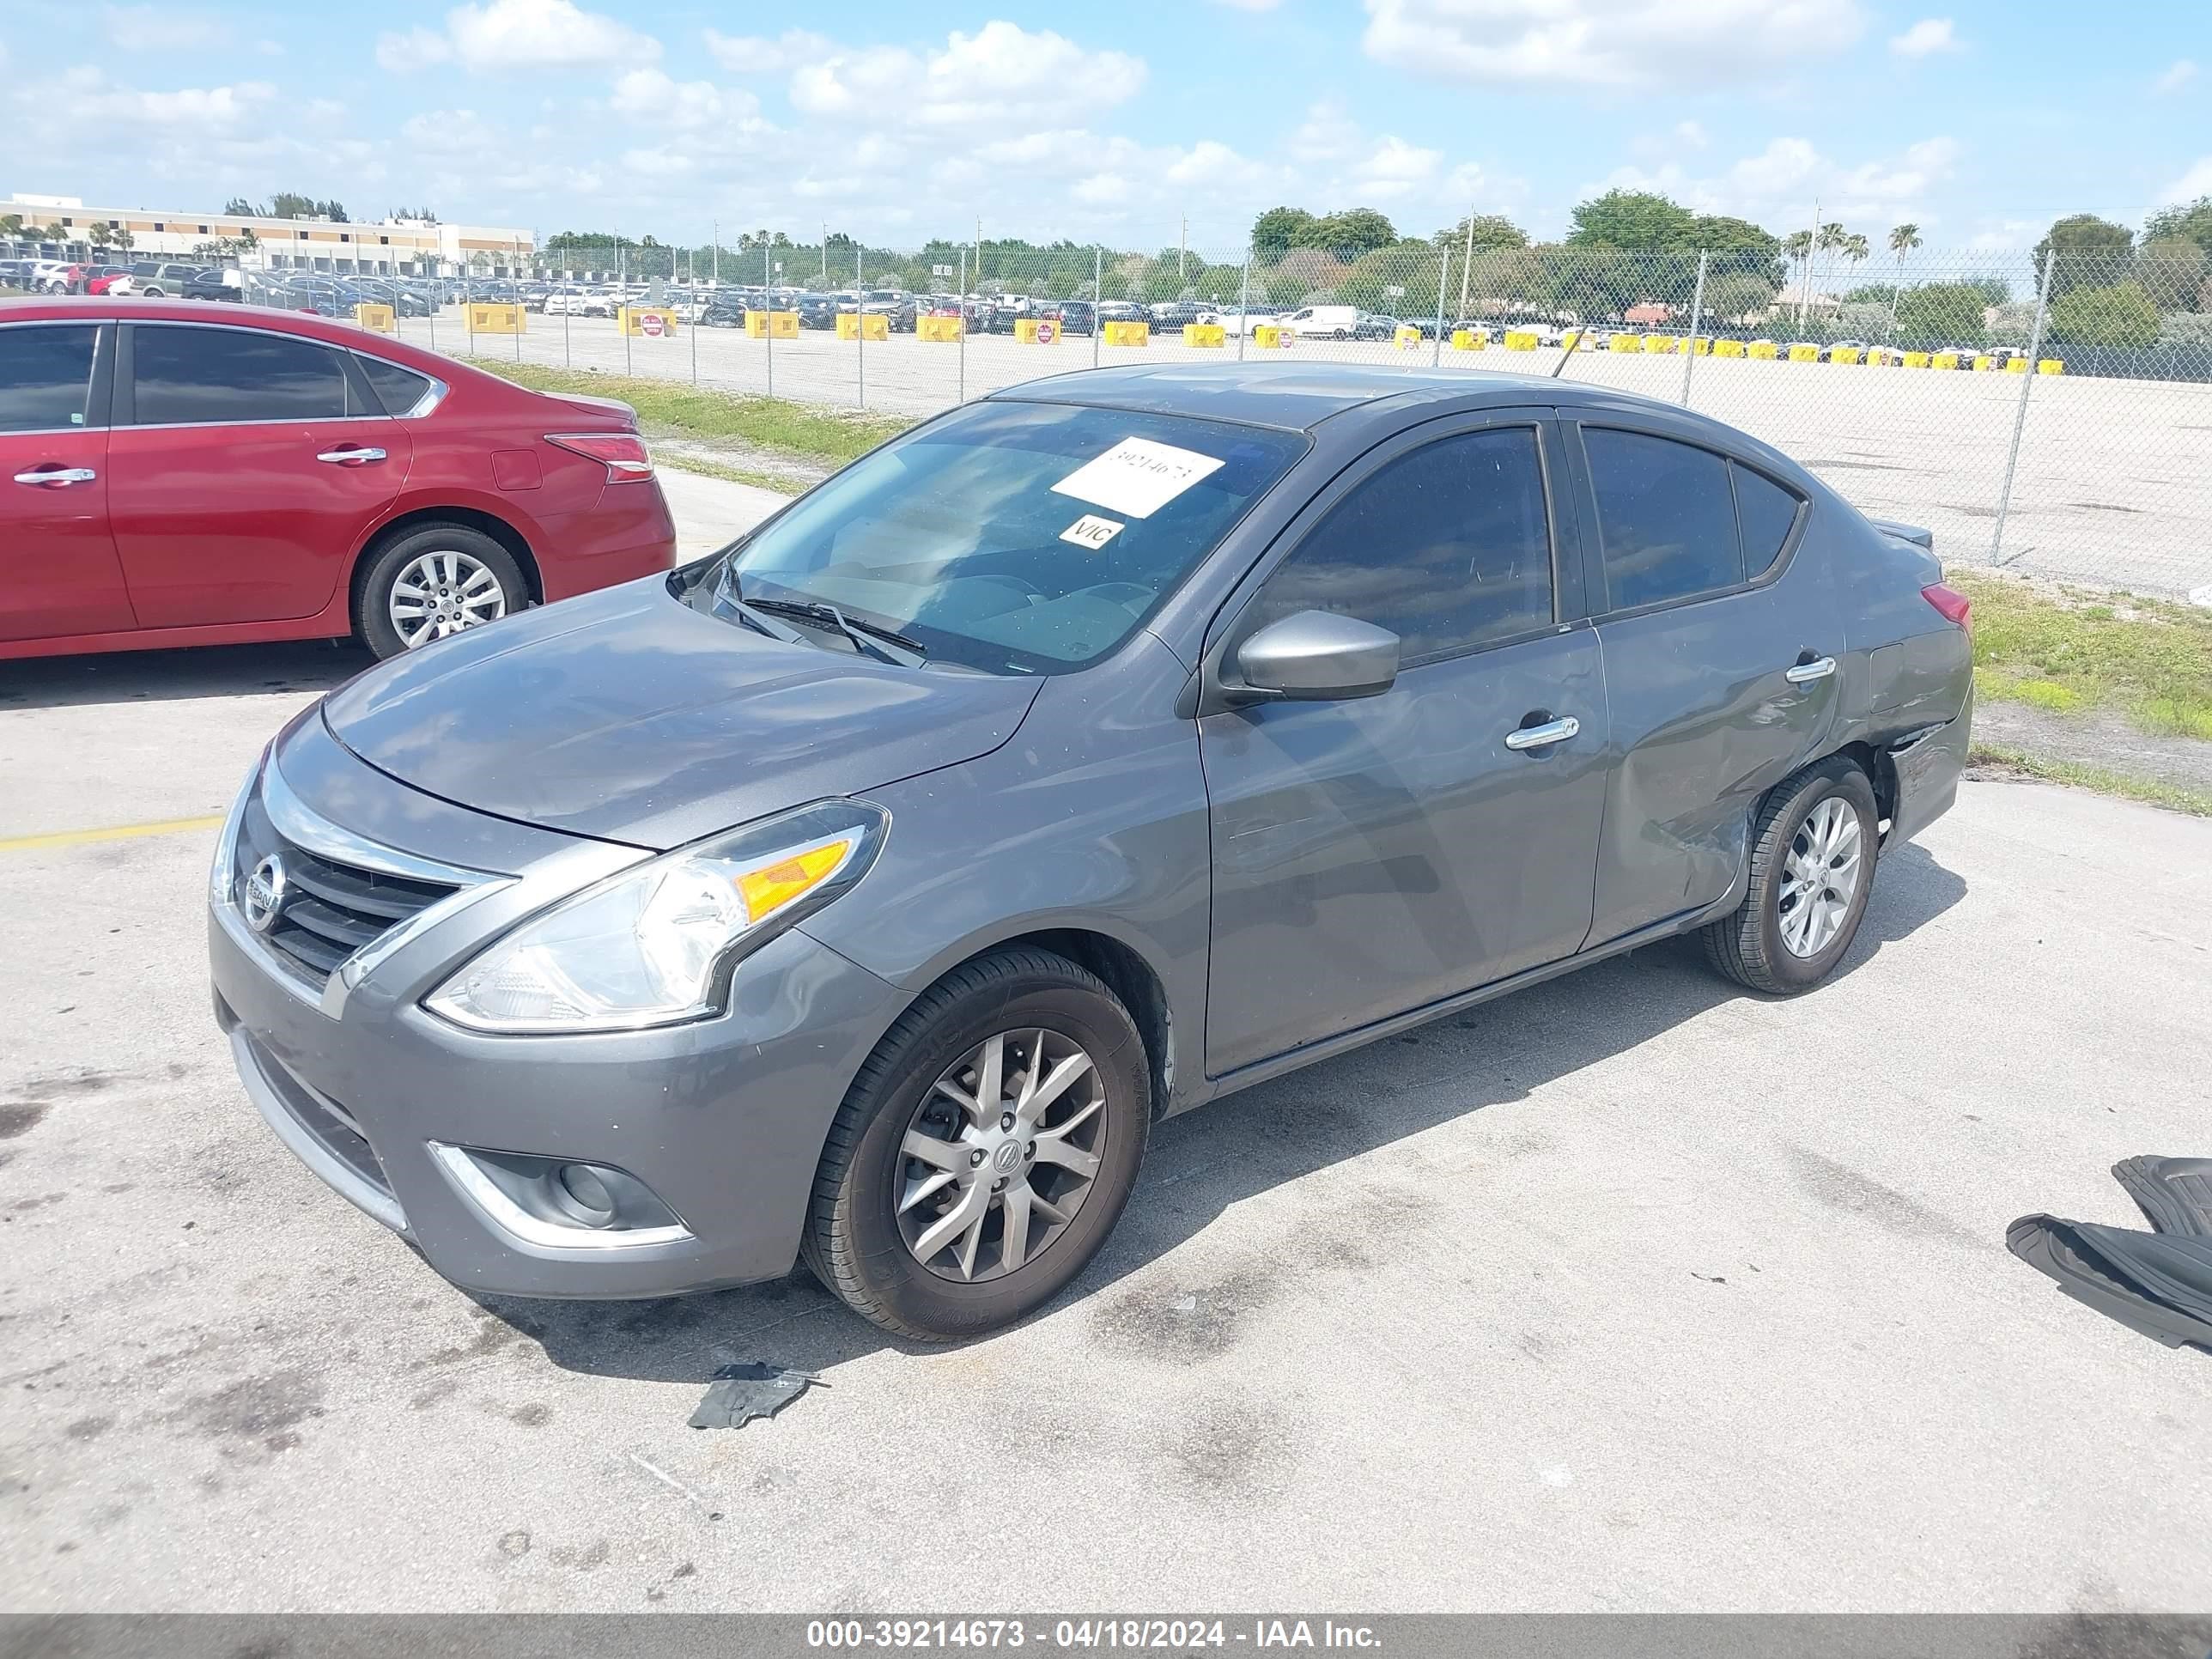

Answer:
[3,471,2209,1612]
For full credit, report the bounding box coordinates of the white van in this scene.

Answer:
[1277,304,1359,339]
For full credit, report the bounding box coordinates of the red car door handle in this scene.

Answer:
[13,466,97,487]
[315,447,387,465]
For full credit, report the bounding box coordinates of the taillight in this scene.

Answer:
[545,432,653,482]
[1922,582,1971,630]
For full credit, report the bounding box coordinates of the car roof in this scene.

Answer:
[988,361,1703,433]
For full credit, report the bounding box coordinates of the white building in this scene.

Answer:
[2,193,533,276]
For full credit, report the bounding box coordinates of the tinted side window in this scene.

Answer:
[131,327,350,424]
[0,325,98,432]
[1255,427,1553,660]
[356,355,434,416]
[1733,463,1802,577]
[1583,428,1741,611]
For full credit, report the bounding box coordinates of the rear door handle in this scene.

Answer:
[316,447,387,465]
[1505,714,1581,751]
[1784,656,1838,684]
[14,467,97,486]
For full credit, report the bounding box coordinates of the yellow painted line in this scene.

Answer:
[0,814,225,853]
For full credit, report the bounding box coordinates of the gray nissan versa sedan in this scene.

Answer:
[210,363,1972,1340]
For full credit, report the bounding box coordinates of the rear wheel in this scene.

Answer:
[356,524,526,659]
[1702,757,1879,995]
[801,949,1151,1341]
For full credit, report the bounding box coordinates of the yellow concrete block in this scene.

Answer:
[1503,331,1537,350]
[1609,332,1644,353]
[1831,347,1862,364]
[916,315,963,343]
[1972,355,1995,371]
[1103,320,1150,347]
[1929,350,1959,370]
[466,302,525,335]
[2038,359,2063,375]
[1450,328,1486,350]
[1250,324,1291,349]
[353,303,396,333]
[1715,338,1745,358]
[1395,325,1423,349]
[2002,356,2027,373]
[745,311,799,338]
[618,307,680,338]
[1748,341,1778,360]
[1788,343,1820,362]
[1904,350,1931,368]
[1182,323,1226,348]
[836,313,890,341]
[1559,330,1583,350]
[1644,334,1676,354]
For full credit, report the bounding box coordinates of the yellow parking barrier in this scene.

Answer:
[916,315,963,343]
[836,313,890,341]
[1450,328,1486,350]
[1250,324,1290,349]
[1103,320,1151,347]
[1503,330,1537,350]
[1972,355,1995,371]
[1715,338,1745,358]
[1644,334,1676,354]
[1394,325,1423,349]
[1182,323,1226,348]
[745,311,799,338]
[1608,332,1644,353]
[2039,359,2063,375]
[1013,317,1063,344]
[2002,356,2027,373]
[1683,337,1711,356]
[1904,350,1931,368]
[1559,329,1583,350]
[466,302,525,335]
[1747,341,1778,360]
[618,307,680,338]
[1929,350,1959,370]
[353,303,396,333]
[1788,343,1820,362]
[1830,347,1862,364]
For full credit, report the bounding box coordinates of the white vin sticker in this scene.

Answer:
[1060,514,1126,550]
[1051,436,1225,520]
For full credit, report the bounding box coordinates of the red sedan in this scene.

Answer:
[0,297,677,660]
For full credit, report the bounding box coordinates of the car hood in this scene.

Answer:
[322,580,1043,851]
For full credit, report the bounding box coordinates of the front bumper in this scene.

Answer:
[210,718,907,1299]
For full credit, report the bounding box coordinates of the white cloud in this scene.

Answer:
[787,22,1144,130]
[703,29,832,74]
[1363,0,1863,89]
[64,70,276,128]
[609,69,768,134]
[100,6,225,49]
[2154,59,2197,95]
[377,0,659,76]
[1595,132,1960,224]
[2161,157,2212,205]
[1674,119,1708,149]
[400,108,502,149]
[1888,18,1958,57]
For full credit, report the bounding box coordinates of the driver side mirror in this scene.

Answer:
[1230,610,1401,704]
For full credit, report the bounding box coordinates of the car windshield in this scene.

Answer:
[691,401,1306,676]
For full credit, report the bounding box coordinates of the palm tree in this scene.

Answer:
[1808,222,1848,329]
[1784,229,1813,313]
[1884,223,1922,344]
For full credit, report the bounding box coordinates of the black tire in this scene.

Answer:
[801,948,1152,1341]
[1701,756,1880,996]
[355,523,526,659]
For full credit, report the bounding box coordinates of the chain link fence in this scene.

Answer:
[350,236,2210,599]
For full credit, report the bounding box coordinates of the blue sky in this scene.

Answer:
[2,0,2206,252]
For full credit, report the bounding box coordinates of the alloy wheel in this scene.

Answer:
[1778,796,1863,958]
[389,550,507,647]
[896,1028,1107,1284]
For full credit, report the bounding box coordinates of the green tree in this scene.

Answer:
[2142,196,2212,256]
[0,213,21,238]
[1704,271,1776,323]
[223,197,264,217]
[1251,207,1317,258]
[1893,281,1992,346]
[1304,208,1398,254]
[2033,213,2134,297]
[1434,213,1528,252]
[1688,215,1782,281]
[1567,189,1696,248]
[2045,280,2161,347]
[2136,236,2209,311]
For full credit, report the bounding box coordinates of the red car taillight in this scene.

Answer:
[545,432,654,482]
[1922,582,1971,631]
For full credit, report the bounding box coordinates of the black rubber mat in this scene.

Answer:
[2007,1214,2212,1352]
[2112,1156,2212,1238]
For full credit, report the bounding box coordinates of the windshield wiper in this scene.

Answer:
[743,597,927,667]
[710,565,810,647]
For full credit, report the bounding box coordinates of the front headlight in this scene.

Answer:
[425,800,888,1035]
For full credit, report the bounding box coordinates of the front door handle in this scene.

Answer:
[1505,714,1581,751]
[1784,655,1838,684]
[315,447,387,465]
[14,467,97,487]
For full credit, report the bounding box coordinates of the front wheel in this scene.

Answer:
[356,524,526,659]
[802,949,1151,1340]
[1701,757,1879,995]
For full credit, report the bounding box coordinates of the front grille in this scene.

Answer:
[233,793,456,985]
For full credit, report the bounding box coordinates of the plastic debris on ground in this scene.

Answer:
[689,1360,820,1430]
[2008,1155,2212,1355]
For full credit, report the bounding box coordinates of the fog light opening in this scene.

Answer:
[553,1163,617,1228]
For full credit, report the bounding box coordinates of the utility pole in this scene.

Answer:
[1458,207,1476,323]
[1179,214,1187,283]
[1991,248,2057,566]
[1796,197,1819,331]
[1680,251,1708,406]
